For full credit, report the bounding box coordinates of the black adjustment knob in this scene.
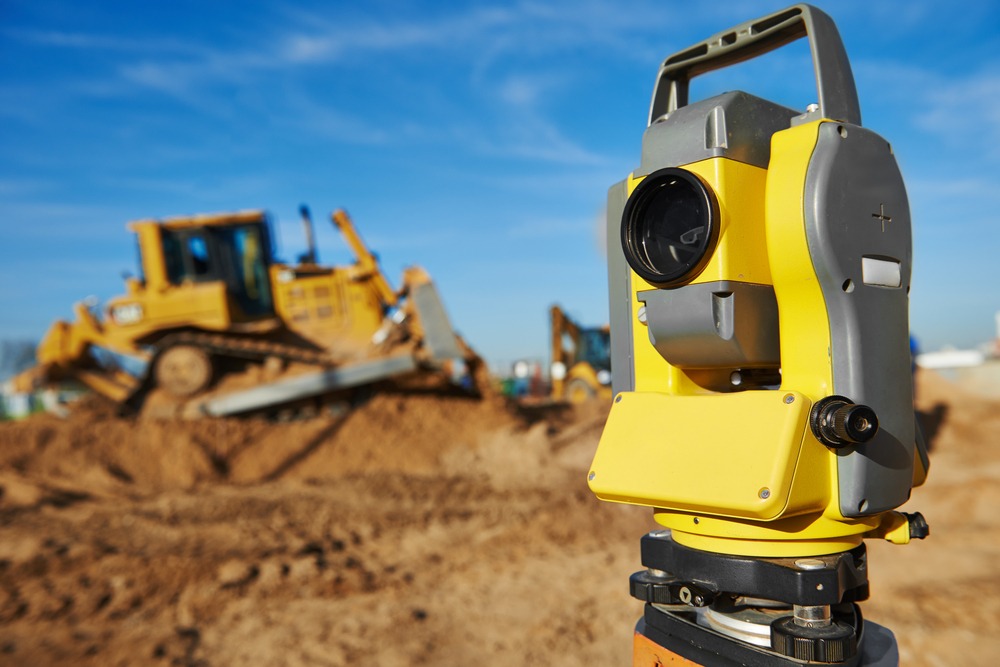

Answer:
[904,512,930,539]
[810,396,879,449]
[771,616,857,663]
[628,570,713,607]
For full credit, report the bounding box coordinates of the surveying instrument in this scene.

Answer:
[588,5,929,665]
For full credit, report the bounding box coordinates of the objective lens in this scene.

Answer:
[621,168,718,286]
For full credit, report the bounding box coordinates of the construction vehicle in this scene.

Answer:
[14,206,480,417]
[549,305,612,403]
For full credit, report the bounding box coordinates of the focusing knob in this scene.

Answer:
[810,396,879,449]
[904,512,930,539]
[771,616,858,663]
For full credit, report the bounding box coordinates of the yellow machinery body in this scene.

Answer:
[549,305,613,404]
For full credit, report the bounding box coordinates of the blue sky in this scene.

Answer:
[2,0,998,369]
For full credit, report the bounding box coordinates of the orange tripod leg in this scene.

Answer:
[633,631,701,667]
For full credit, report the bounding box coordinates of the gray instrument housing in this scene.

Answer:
[607,91,797,395]
[606,94,917,518]
[806,122,914,516]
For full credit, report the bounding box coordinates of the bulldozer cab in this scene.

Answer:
[160,223,273,317]
[549,305,613,403]
[137,212,275,321]
[574,327,611,373]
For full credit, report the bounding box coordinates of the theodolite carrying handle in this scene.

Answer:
[648,3,861,127]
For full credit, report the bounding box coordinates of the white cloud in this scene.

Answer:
[276,92,390,146]
[855,60,1000,159]
[0,178,51,196]
[1,2,728,166]
[498,76,545,108]
[280,35,342,64]
[119,61,198,97]
[276,5,518,62]
[907,176,1000,200]
[16,4,666,100]
[3,27,201,55]
[0,202,125,241]
[456,119,605,165]
[505,217,589,239]
[915,72,1000,157]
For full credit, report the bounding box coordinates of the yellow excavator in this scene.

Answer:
[13,206,480,417]
[549,305,612,404]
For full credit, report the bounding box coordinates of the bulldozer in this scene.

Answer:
[549,305,612,404]
[13,206,481,418]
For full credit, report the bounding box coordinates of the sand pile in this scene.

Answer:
[0,371,997,666]
[0,382,517,502]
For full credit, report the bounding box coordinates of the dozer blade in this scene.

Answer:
[199,353,419,417]
[9,362,139,405]
[72,368,141,403]
[411,282,463,362]
[9,365,48,394]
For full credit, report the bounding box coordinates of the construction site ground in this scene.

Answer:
[0,370,997,666]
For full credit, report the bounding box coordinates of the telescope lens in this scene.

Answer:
[621,168,718,286]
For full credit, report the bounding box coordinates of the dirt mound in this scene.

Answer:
[862,369,1000,665]
[1,371,998,666]
[0,383,519,501]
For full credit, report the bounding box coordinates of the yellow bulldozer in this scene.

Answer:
[549,305,612,404]
[14,206,480,417]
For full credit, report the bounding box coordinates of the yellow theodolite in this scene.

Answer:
[588,5,928,665]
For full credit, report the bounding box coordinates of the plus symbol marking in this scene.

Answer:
[872,204,892,232]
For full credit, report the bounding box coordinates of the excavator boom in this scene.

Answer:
[549,304,612,404]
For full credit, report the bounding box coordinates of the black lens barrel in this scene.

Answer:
[621,168,719,287]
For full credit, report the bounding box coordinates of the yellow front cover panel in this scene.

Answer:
[589,390,811,520]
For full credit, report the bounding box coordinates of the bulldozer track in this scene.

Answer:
[158,332,343,367]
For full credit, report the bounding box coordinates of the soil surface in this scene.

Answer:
[0,371,996,666]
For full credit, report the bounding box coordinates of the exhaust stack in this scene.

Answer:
[298,204,318,264]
